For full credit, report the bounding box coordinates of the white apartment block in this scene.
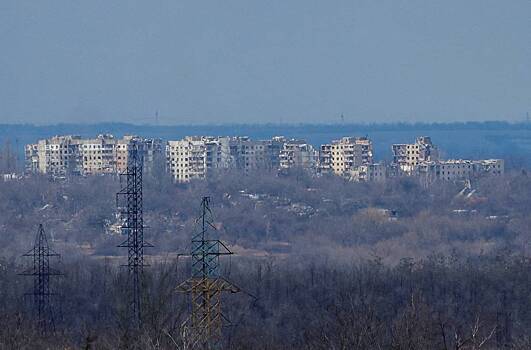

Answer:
[391,136,504,182]
[167,137,208,182]
[279,140,317,170]
[349,163,387,182]
[24,135,83,176]
[166,136,247,182]
[116,136,162,174]
[25,135,162,176]
[25,143,40,174]
[231,137,283,171]
[477,159,504,175]
[26,133,505,184]
[166,136,287,182]
[80,134,116,175]
[319,136,373,176]
[417,159,504,183]
[392,136,439,174]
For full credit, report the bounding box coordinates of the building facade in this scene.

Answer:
[24,135,83,176]
[25,135,162,176]
[80,134,116,175]
[319,136,373,176]
[167,137,208,182]
[391,136,503,182]
[26,134,505,183]
[417,159,504,183]
[392,136,439,174]
[166,136,287,182]
[349,163,387,182]
[279,140,317,170]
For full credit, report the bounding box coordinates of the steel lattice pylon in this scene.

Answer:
[117,140,152,329]
[21,224,61,333]
[177,197,240,349]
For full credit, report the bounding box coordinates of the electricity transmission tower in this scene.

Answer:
[117,140,151,329]
[21,224,61,333]
[177,197,240,349]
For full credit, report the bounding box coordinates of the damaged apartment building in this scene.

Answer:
[392,136,439,174]
[391,136,504,183]
[166,135,385,183]
[25,134,163,176]
[279,140,318,171]
[166,136,286,182]
[318,136,386,182]
[25,133,504,184]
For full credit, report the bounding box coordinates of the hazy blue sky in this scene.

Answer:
[0,1,529,124]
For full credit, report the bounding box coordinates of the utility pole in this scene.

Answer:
[177,197,240,349]
[117,139,151,329]
[21,224,61,333]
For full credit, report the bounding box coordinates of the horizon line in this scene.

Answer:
[0,120,529,128]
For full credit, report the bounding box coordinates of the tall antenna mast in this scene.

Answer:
[117,139,151,329]
[20,224,61,333]
[177,197,240,349]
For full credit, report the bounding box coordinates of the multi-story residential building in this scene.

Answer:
[115,136,163,174]
[438,160,476,181]
[24,143,39,173]
[80,134,116,175]
[167,136,245,182]
[24,135,83,176]
[355,136,373,165]
[25,135,162,176]
[269,137,286,170]
[204,137,225,170]
[318,143,332,174]
[476,159,504,176]
[27,133,504,184]
[319,136,373,176]
[349,163,387,182]
[166,136,287,182]
[115,136,131,174]
[389,136,504,182]
[167,137,209,182]
[392,136,439,174]
[232,136,287,171]
[239,138,267,171]
[231,137,283,171]
[417,159,504,183]
[417,160,473,183]
[279,140,317,170]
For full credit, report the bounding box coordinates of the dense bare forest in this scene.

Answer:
[0,163,531,348]
[3,254,531,349]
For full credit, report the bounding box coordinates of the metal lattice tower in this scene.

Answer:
[21,224,61,332]
[117,140,151,329]
[177,197,240,349]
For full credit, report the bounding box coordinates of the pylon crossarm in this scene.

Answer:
[175,279,195,293]
[22,248,36,256]
[215,240,234,255]
[216,278,241,293]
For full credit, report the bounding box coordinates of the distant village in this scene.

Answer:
[24,134,504,183]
